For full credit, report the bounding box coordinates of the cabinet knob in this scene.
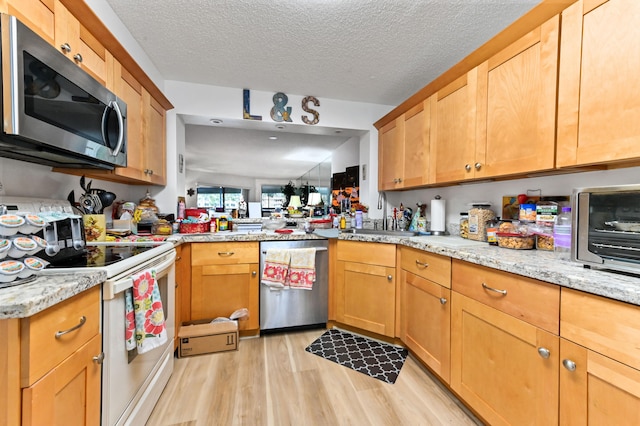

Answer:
[73,53,83,63]
[537,347,551,359]
[415,260,429,269]
[439,297,447,305]
[398,178,402,183]
[93,352,105,365]
[60,42,71,53]
[252,271,257,276]
[465,164,472,172]
[218,251,234,256]
[387,275,393,281]
[562,359,577,372]
[148,169,154,175]
[474,162,482,171]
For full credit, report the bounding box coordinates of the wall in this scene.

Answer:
[384,166,640,230]
[331,137,360,176]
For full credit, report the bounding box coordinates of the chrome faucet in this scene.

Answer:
[378,192,388,230]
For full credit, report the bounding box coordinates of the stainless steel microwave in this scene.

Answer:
[0,14,126,169]
[574,184,640,274]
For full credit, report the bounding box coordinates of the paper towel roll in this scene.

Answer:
[431,198,446,232]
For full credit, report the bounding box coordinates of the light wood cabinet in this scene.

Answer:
[378,100,430,190]
[429,70,479,183]
[475,15,559,179]
[399,247,451,383]
[450,260,560,425]
[191,242,259,333]
[5,0,55,44]
[559,288,640,424]
[557,0,640,168]
[20,286,102,426]
[335,241,396,337]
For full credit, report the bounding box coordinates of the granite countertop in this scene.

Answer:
[338,232,640,307]
[0,270,107,319]
[3,228,639,320]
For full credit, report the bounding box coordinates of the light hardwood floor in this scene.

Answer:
[146,329,481,426]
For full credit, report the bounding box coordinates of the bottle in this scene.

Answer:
[459,212,469,239]
[339,214,346,230]
[355,210,363,229]
[554,206,572,259]
[486,217,500,246]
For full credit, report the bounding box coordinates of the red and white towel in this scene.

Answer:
[261,248,316,290]
[124,268,167,354]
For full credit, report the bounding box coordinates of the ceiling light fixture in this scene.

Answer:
[210,118,223,124]
[275,124,286,129]
[268,136,278,140]
[334,129,343,134]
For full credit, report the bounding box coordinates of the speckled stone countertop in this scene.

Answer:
[0,270,106,319]
[3,228,639,320]
[338,232,640,306]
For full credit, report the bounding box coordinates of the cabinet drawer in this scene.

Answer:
[336,240,396,267]
[21,286,100,387]
[561,288,640,371]
[452,259,559,333]
[191,242,259,265]
[400,246,451,288]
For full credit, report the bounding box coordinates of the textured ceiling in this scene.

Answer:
[103,0,540,180]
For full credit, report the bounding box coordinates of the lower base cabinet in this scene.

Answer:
[335,241,397,337]
[560,288,640,424]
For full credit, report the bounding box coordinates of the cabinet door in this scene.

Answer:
[191,263,259,331]
[402,100,430,187]
[476,16,558,178]
[378,117,404,190]
[451,292,559,426]
[6,0,55,44]
[335,260,395,337]
[557,0,640,166]
[560,338,640,426]
[22,333,101,426]
[143,90,167,185]
[114,62,146,182]
[401,271,450,383]
[430,69,479,183]
[53,1,108,86]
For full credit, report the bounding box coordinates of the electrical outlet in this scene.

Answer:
[0,181,4,195]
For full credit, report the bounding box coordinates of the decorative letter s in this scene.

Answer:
[301,96,320,125]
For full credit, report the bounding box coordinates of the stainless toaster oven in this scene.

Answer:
[574,184,640,274]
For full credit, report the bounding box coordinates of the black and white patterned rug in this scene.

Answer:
[305,329,408,384]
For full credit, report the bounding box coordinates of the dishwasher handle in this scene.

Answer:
[261,247,327,254]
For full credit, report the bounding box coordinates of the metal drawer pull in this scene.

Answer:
[439,297,447,305]
[217,251,235,256]
[415,260,429,268]
[562,359,577,372]
[481,283,507,296]
[55,316,87,338]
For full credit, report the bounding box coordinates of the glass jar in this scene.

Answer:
[468,204,495,241]
[459,212,469,239]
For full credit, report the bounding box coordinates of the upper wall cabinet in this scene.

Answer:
[475,15,559,179]
[429,70,479,183]
[557,0,640,167]
[6,0,55,44]
[378,100,430,190]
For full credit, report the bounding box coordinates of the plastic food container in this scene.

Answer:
[19,257,49,278]
[31,235,47,252]
[468,204,495,241]
[8,237,38,258]
[459,213,469,239]
[310,219,332,229]
[0,239,9,259]
[496,233,535,249]
[0,260,24,283]
[536,234,555,251]
[0,215,25,236]
[20,214,46,234]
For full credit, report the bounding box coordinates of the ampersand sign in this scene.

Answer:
[301,96,320,125]
[270,92,293,122]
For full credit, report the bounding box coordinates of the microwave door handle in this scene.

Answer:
[101,101,125,157]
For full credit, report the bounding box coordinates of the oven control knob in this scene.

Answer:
[93,352,105,365]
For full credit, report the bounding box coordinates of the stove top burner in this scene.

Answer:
[45,244,158,269]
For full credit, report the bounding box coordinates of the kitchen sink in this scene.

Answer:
[342,229,421,237]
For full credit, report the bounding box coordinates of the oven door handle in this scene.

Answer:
[103,250,176,299]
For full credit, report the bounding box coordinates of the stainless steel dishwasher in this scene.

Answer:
[259,239,329,333]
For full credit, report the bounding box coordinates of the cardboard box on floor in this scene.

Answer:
[178,320,238,357]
